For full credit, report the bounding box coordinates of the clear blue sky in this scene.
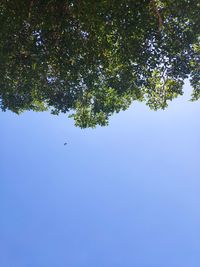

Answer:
[1,82,200,267]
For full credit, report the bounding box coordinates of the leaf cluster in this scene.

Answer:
[0,0,199,127]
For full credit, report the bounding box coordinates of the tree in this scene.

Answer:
[0,0,199,128]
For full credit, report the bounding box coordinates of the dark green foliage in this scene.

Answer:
[0,0,199,127]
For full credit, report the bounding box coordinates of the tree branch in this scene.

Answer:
[150,0,163,31]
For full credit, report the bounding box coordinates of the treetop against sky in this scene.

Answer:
[0,0,199,127]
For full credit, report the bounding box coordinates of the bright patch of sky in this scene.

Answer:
[0,81,200,267]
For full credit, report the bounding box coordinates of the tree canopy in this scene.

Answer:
[0,0,199,127]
